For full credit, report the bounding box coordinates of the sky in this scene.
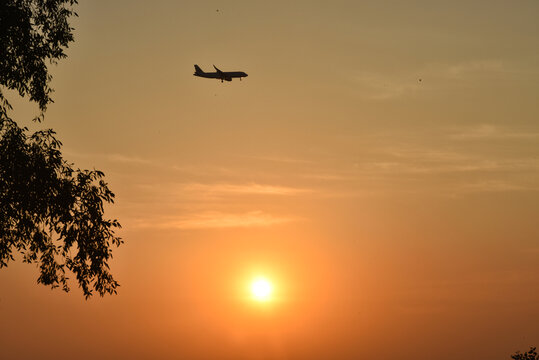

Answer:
[1,0,539,359]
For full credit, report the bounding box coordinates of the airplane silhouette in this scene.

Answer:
[193,65,248,82]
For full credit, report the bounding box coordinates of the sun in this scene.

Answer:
[250,277,273,301]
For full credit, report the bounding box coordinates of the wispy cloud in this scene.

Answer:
[242,155,314,164]
[443,60,504,78]
[449,124,539,140]
[339,139,539,196]
[356,160,499,175]
[301,173,353,181]
[179,183,310,196]
[63,150,155,166]
[453,180,535,194]
[353,72,423,100]
[353,59,509,100]
[359,154,539,176]
[63,150,247,178]
[107,153,153,164]
[353,146,486,175]
[134,211,297,229]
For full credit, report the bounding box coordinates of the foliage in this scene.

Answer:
[0,0,122,298]
[512,347,539,360]
[0,113,122,297]
[0,0,78,115]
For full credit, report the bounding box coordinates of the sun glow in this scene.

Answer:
[250,278,273,301]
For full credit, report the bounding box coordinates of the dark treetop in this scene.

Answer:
[0,0,122,298]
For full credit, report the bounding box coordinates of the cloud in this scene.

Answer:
[301,173,353,181]
[454,180,533,194]
[444,60,504,78]
[358,141,539,175]
[179,183,310,196]
[243,155,314,164]
[353,59,508,100]
[342,140,539,196]
[361,156,539,178]
[449,124,539,140]
[353,72,423,100]
[107,153,152,164]
[358,159,500,175]
[134,211,297,229]
[352,146,486,175]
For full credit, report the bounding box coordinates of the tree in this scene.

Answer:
[512,347,539,360]
[0,0,122,298]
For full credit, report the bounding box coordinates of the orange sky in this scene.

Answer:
[1,1,539,359]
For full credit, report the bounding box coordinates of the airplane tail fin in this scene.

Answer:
[194,64,204,74]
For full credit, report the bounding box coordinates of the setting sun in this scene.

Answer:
[250,278,273,301]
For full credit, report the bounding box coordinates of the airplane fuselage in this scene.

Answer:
[194,65,248,82]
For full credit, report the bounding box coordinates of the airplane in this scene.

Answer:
[193,64,248,82]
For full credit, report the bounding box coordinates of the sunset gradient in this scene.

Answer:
[1,1,539,360]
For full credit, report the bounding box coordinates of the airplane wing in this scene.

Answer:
[213,65,223,74]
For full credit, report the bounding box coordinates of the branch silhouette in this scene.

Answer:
[512,347,538,360]
[0,0,122,298]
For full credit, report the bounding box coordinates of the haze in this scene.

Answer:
[1,1,539,359]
